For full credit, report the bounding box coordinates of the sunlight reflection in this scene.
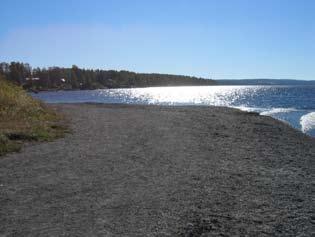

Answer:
[106,86,264,106]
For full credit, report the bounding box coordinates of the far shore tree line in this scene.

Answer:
[0,62,216,91]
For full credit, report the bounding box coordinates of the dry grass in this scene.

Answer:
[0,77,68,156]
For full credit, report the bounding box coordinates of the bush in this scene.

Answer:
[0,76,68,156]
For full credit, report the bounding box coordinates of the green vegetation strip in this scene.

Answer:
[0,77,68,156]
[0,62,216,91]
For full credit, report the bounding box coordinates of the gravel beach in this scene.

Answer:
[0,104,314,236]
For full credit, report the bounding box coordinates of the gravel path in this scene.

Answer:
[1,104,314,236]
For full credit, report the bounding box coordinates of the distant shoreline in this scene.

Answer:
[2,62,314,93]
[27,83,315,94]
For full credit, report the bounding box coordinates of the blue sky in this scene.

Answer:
[1,0,314,79]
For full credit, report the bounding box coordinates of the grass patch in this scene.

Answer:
[0,77,68,156]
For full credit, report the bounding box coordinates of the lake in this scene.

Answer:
[31,86,315,137]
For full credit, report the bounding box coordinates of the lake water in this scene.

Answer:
[31,86,315,137]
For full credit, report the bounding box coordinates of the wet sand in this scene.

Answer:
[0,104,314,236]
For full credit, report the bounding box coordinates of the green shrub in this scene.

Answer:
[0,76,68,156]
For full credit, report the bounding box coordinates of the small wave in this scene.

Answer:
[260,108,297,116]
[300,112,315,133]
[233,106,265,113]
[233,106,299,116]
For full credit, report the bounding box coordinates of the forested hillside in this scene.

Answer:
[0,62,215,90]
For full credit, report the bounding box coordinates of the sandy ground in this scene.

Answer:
[0,104,314,236]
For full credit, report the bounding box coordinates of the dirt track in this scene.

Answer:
[1,104,314,236]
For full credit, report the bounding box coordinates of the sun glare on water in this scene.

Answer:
[106,86,262,106]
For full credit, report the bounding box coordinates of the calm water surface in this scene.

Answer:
[32,86,315,137]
